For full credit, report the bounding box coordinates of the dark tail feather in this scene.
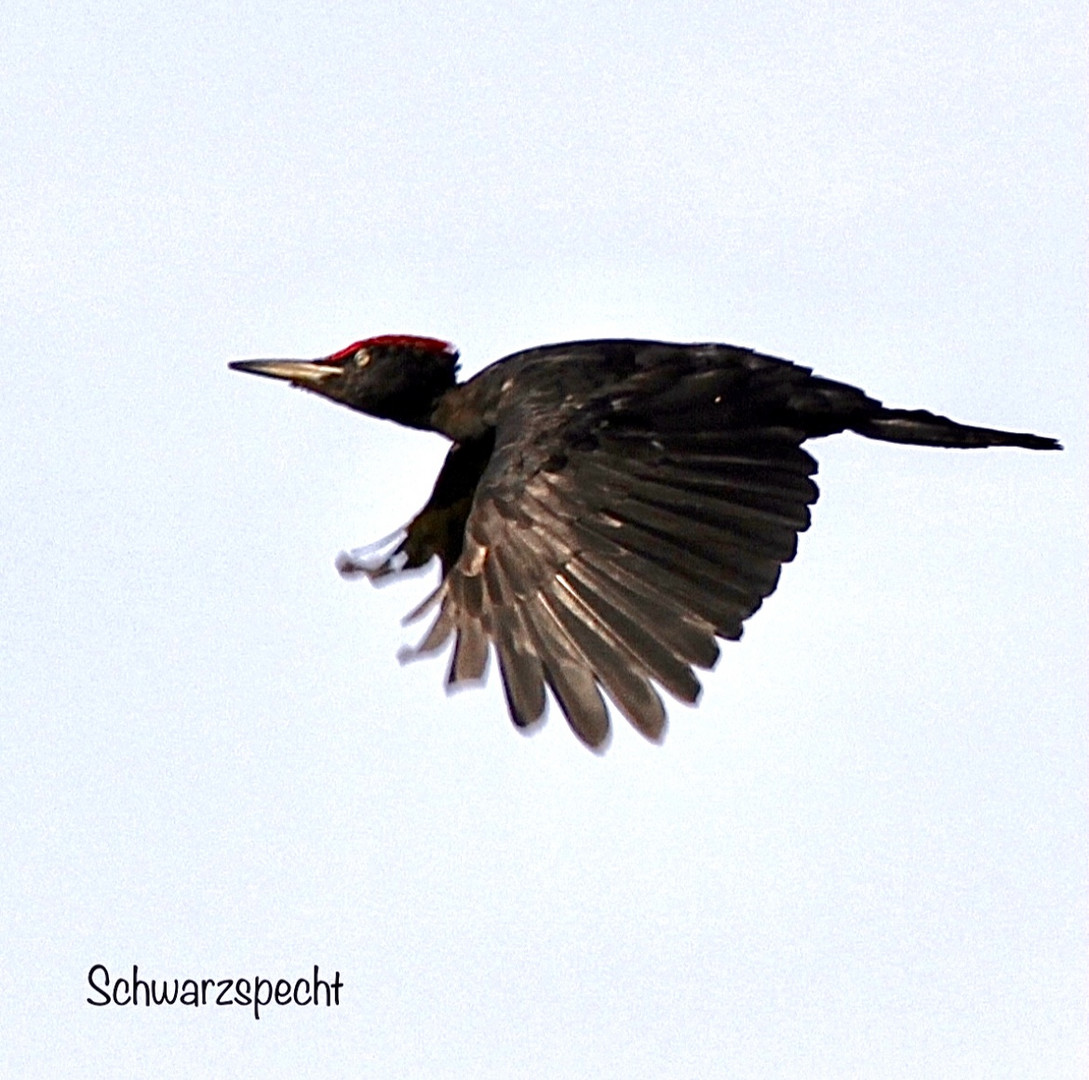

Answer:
[851,408,1062,451]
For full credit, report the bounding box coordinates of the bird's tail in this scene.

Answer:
[850,408,1061,451]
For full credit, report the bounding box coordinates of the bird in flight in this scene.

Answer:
[230,336,1059,750]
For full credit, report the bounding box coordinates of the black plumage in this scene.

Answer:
[230,335,1060,750]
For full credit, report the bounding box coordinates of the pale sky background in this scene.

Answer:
[2,2,1086,1076]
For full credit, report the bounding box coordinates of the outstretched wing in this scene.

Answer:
[402,348,821,749]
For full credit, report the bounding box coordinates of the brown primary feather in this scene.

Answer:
[400,406,821,748]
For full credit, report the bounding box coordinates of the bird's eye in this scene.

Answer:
[355,350,371,367]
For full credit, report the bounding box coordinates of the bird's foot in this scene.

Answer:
[335,528,409,581]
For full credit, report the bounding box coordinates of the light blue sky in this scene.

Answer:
[2,2,1085,1076]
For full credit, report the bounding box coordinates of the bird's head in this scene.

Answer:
[229,335,460,430]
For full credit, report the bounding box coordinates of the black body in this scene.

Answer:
[230,336,1059,750]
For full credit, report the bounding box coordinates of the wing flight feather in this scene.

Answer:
[401,402,819,746]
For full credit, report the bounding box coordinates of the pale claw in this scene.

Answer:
[335,528,408,580]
